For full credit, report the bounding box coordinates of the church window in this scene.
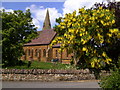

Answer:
[28,49,30,56]
[38,49,41,58]
[56,50,58,58]
[43,49,46,57]
[35,49,38,57]
[31,49,33,57]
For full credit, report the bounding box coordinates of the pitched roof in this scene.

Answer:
[24,29,57,46]
[52,43,61,48]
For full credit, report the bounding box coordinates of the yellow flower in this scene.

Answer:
[106,16,110,20]
[72,18,76,22]
[91,62,95,68]
[106,9,110,12]
[82,40,87,44]
[93,13,96,16]
[106,58,112,64]
[82,47,87,51]
[110,28,119,33]
[64,19,68,22]
[101,20,104,24]
[103,23,106,26]
[114,28,119,32]
[60,22,65,25]
[67,23,71,27]
[57,25,61,27]
[112,20,115,24]
[94,50,96,53]
[102,52,106,57]
[64,33,67,37]
[81,38,84,42]
[97,33,101,37]
[80,33,82,36]
[69,29,74,33]
[99,7,103,10]
[61,26,65,29]
[84,21,87,24]
[91,17,95,20]
[97,10,100,13]
[100,39,104,43]
[107,33,112,37]
[100,14,104,17]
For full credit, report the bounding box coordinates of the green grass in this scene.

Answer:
[3,60,74,69]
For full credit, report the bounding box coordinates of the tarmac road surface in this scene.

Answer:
[2,80,101,88]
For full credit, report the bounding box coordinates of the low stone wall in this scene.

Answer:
[1,69,110,81]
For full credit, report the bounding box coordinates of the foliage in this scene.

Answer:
[1,9,37,66]
[51,6,120,69]
[92,1,120,69]
[99,67,120,89]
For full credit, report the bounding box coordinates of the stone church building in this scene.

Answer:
[21,9,72,64]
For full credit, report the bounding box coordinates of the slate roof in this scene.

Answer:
[24,29,57,46]
[52,43,61,48]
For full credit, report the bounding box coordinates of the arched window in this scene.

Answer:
[31,49,33,57]
[35,49,38,57]
[56,50,58,58]
[37,49,41,61]
[38,49,41,58]
[43,49,46,57]
[23,49,27,55]
[28,49,30,56]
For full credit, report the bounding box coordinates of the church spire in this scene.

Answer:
[42,9,51,30]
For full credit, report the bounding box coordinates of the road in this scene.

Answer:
[2,80,101,88]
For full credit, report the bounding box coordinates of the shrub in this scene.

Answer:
[99,67,120,89]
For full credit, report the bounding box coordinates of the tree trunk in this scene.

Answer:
[73,51,79,66]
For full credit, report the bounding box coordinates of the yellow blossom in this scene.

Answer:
[80,33,82,36]
[99,7,103,9]
[61,26,65,29]
[91,62,95,68]
[112,20,115,24]
[82,47,87,51]
[57,25,61,27]
[101,20,104,24]
[106,58,112,64]
[102,52,106,57]
[107,33,112,37]
[72,18,76,22]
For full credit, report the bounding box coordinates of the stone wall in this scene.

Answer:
[1,69,110,81]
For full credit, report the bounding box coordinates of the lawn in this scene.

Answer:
[3,60,73,69]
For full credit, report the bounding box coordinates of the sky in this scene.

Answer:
[1,0,120,31]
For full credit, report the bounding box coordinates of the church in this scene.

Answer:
[21,9,72,64]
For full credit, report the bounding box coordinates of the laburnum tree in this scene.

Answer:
[1,9,37,66]
[92,2,120,69]
[51,6,120,69]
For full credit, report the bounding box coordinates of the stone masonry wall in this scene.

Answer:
[1,69,110,81]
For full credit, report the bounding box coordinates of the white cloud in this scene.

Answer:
[63,0,108,15]
[25,0,119,31]
[32,18,41,29]
[26,4,62,31]
[0,7,14,13]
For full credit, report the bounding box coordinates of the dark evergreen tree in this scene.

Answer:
[1,9,37,66]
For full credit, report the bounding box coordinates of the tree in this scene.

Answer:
[51,6,119,69]
[1,9,37,66]
[92,1,120,68]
